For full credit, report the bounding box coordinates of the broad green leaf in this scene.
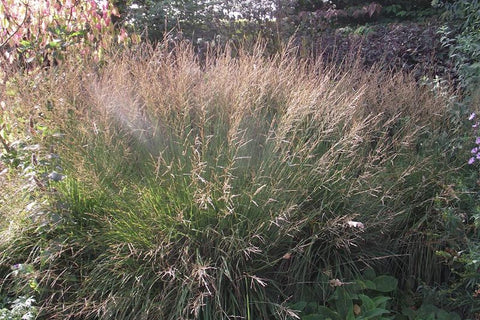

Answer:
[68,31,86,37]
[416,303,440,318]
[48,40,61,48]
[356,279,375,290]
[20,39,31,47]
[291,301,307,311]
[302,314,327,320]
[364,280,376,290]
[373,275,397,292]
[363,268,376,280]
[346,308,355,320]
[358,294,375,311]
[437,309,461,320]
[372,296,391,308]
[316,306,341,320]
[362,308,390,318]
[335,287,353,319]
[306,302,319,314]
[400,306,416,318]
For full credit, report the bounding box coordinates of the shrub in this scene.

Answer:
[436,0,480,96]
[0,0,135,72]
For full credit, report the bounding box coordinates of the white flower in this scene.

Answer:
[347,221,365,229]
[48,171,64,181]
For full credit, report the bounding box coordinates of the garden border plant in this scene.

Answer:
[1,39,479,319]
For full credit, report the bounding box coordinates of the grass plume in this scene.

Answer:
[0,42,473,319]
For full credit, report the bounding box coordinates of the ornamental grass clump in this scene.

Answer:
[0,42,471,319]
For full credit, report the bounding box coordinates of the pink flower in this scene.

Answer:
[469,157,475,165]
[118,28,128,43]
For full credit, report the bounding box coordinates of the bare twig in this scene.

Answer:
[0,1,29,49]
[0,124,11,153]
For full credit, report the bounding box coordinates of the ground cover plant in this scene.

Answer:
[0,40,479,319]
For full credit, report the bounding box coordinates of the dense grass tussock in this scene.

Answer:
[0,43,475,319]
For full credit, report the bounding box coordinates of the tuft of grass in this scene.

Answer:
[0,42,474,319]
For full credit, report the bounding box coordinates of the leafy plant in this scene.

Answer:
[0,296,37,320]
[0,264,38,320]
[0,0,136,70]
[291,270,398,320]
[435,0,480,95]
[382,3,438,21]
[399,302,461,320]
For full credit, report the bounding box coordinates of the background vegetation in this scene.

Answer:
[1,0,479,319]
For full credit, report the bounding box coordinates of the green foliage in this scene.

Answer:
[0,264,38,320]
[382,4,438,20]
[400,302,462,320]
[436,0,480,95]
[0,296,37,320]
[431,241,480,315]
[291,270,464,320]
[291,270,397,320]
[114,0,278,43]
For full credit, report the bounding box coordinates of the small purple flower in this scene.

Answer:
[470,113,476,121]
[469,157,476,164]
[473,123,479,128]
[476,137,480,145]
[472,147,479,154]
[476,153,480,160]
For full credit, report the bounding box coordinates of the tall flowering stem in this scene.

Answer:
[468,112,480,164]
